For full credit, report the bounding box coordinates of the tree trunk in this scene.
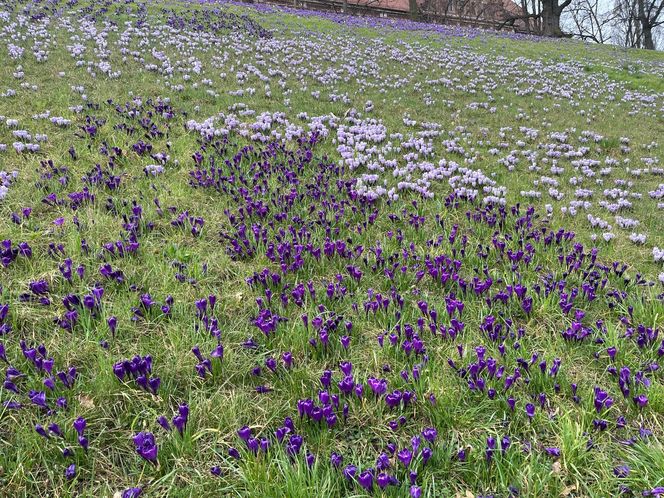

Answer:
[524,0,542,33]
[541,0,564,36]
[409,0,419,19]
[637,0,656,49]
[642,24,655,48]
[520,0,530,32]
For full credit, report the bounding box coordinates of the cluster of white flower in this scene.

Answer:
[0,170,18,200]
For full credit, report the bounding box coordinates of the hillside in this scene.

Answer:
[1,1,664,496]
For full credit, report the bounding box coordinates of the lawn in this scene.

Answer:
[1,0,664,496]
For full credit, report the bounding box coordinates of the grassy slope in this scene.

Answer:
[0,1,664,497]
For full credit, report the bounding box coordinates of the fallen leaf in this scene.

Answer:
[79,395,95,409]
[552,461,562,474]
[561,484,577,497]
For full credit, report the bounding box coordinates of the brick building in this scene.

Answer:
[338,0,525,28]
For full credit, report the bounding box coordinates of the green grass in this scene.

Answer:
[0,0,664,497]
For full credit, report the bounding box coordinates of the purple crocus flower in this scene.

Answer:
[122,488,142,498]
[73,417,86,436]
[65,463,76,480]
[343,464,357,480]
[377,472,390,489]
[208,343,223,360]
[633,394,648,408]
[157,416,171,431]
[421,447,433,464]
[35,424,50,439]
[108,316,118,337]
[78,436,89,452]
[330,452,343,468]
[237,426,252,441]
[133,432,158,463]
[246,437,259,454]
[48,423,63,438]
[29,390,48,409]
[614,465,630,477]
[486,436,496,462]
[282,351,293,368]
[422,427,437,443]
[29,280,49,295]
[172,404,189,434]
[397,448,413,467]
[501,436,511,453]
[358,470,373,491]
[544,447,561,458]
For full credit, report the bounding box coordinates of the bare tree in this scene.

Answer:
[611,0,662,49]
[613,0,641,46]
[565,0,617,43]
[637,0,663,48]
[539,0,574,35]
[532,0,543,30]
[497,0,572,36]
